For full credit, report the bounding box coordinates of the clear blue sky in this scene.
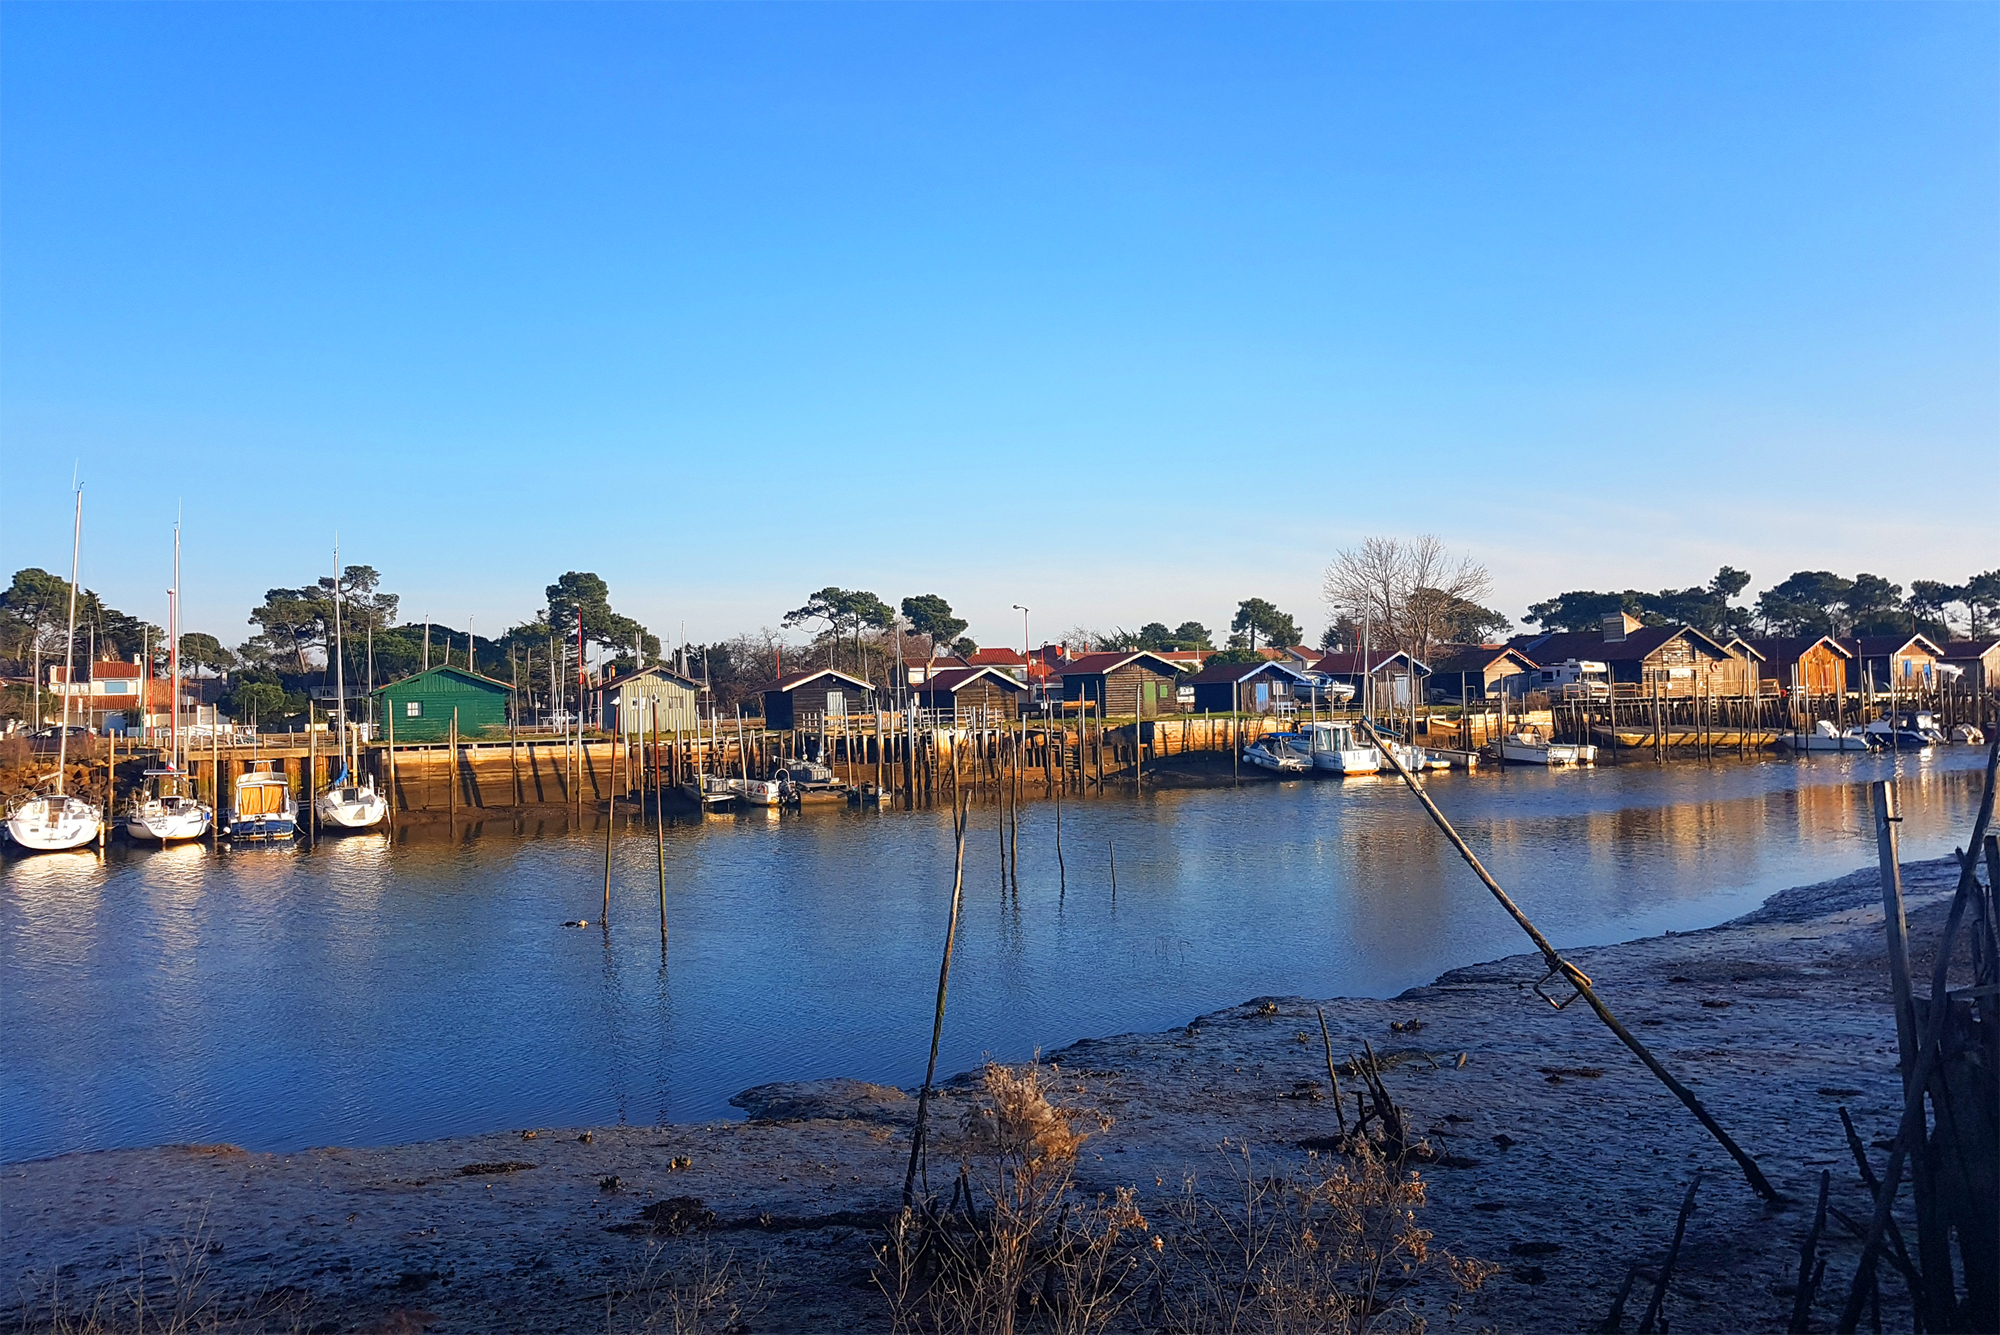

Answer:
[4,3,1994,651]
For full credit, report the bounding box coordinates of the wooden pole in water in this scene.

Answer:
[449,706,458,825]
[308,701,317,845]
[654,700,667,947]
[1108,838,1116,903]
[903,744,969,1207]
[603,714,618,921]
[212,716,221,847]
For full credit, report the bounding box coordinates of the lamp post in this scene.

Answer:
[1012,604,1030,699]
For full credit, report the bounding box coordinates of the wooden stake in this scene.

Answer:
[603,715,618,921]
[654,701,667,947]
[1356,715,1780,1202]
[904,744,968,1206]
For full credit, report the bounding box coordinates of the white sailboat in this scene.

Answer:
[126,524,213,844]
[312,543,387,831]
[6,487,104,853]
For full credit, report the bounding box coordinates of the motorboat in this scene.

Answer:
[1777,720,1875,753]
[684,774,737,810]
[1243,735,1311,773]
[1951,724,1986,745]
[5,793,103,852]
[1300,721,1383,776]
[226,762,297,840]
[125,769,212,843]
[1860,715,1936,752]
[314,769,387,830]
[727,776,784,807]
[771,757,838,790]
[1499,728,1597,766]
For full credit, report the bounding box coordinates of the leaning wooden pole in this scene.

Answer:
[653,702,667,948]
[904,746,969,1207]
[1356,715,1781,1202]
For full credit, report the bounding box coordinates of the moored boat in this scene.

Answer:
[1777,720,1875,753]
[1499,728,1597,766]
[1243,735,1311,773]
[226,762,298,840]
[727,776,784,807]
[5,794,103,852]
[1300,721,1383,776]
[125,769,212,843]
[315,771,387,830]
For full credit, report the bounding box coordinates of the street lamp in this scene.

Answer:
[1012,604,1031,702]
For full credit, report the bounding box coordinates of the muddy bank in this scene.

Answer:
[2,858,1951,1333]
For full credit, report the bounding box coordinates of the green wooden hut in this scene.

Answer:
[373,665,510,743]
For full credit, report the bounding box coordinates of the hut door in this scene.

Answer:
[826,691,846,717]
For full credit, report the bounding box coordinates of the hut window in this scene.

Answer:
[406,701,422,717]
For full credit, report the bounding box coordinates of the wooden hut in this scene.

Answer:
[1310,650,1432,709]
[1427,645,1538,701]
[601,665,700,739]
[372,665,511,742]
[1510,615,1733,698]
[1740,636,1851,697]
[1942,637,2000,695]
[1184,660,1307,715]
[762,667,875,731]
[1059,651,1186,717]
[914,666,1027,721]
[1842,634,1946,694]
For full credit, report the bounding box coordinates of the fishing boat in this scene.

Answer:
[311,547,387,832]
[1776,720,1875,753]
[226,762,297,840]
[1499,727,1597,766]
[771,757,838,790]
[1300,721,1383,776]
[5,487,102,853]
[1243,735,1311,773]
[126,769,212,843]
[1379,738,1454,772]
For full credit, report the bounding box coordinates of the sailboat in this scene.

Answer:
[313,543,387,831]
[6,487,105,853]
[126,523,213,844]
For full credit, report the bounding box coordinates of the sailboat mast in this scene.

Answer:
[170,521,182,771]
[332,542,347,770]
[56,487,82,797]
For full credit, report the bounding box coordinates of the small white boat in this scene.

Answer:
[125,770,212,843]
[684,774,737,810]
[1500,728,1597,766]
[314,772,387,830]
[1778,720,1875,753]
[226,762,297,840]
[1301,721,1383,776]
[1243,736,1311,773]
[5,793,103,852]
[726,776,784,807]
[1951,724,1985,745]
[772,757,838,789]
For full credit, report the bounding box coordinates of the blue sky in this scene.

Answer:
[3,3,1994,651]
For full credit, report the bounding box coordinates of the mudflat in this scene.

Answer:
[3,858,1952,1333]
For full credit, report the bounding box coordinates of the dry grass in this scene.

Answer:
[603,1239,768,1335]
[879,1061,1494,1335]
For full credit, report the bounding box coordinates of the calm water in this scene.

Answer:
[2,748,1989,1163]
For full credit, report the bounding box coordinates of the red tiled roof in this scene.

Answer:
[963,648,1026,667]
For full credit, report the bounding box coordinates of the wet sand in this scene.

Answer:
[2,857,1951,1333]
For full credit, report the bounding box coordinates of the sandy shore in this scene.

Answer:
[3,856,1954,1333]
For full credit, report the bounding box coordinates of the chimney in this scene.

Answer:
[1602,612,1643,643]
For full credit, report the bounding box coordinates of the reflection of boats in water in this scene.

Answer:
[5,794,103,852]
[226,762,297,840]
[1777,720,1874,753]
[1498,727,1597,766]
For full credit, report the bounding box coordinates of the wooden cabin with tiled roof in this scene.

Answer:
[1739,636,1852,697]
[914,666,1027,721]
[1839,634,1946,694]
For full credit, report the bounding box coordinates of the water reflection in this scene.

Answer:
[2,748,1989,1162]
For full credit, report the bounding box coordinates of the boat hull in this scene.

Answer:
[1500,740,1596,765]
[225,815,297,840]
[315,793,387,829]
[1243,746,1309,773]
[1311,748,1382,777]
[5,798,103,852]
[126,809,212,843]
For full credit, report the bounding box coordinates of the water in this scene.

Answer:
[2,748,1989,1163]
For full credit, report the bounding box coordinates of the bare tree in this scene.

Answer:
[1323,535,1493,662]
